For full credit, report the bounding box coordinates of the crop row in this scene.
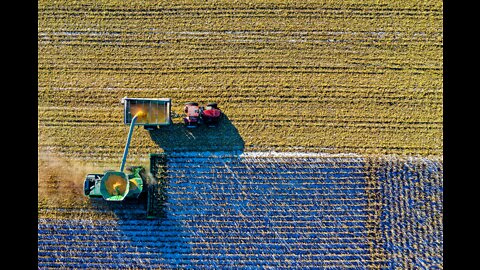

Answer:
[38,85,442,99]
[38,4,441,34]
[37,31,442,41]
[38,89,443,109]
[38,21,440,34]
[37,73,442,98]
[38,4,442,15]
[38,36,442,48]
[39,49,441,69]
[38,45,441,63]
[38,0,442,8]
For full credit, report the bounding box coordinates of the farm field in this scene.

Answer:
[38,152,443,268]
[38,0,443,269]
[38,0,442,165]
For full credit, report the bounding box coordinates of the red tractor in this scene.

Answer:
[183,102,222,128]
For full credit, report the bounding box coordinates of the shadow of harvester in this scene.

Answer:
[78,115,248,266]
[148,114,245,153]
[143,114,244,218]
[86,115,244,220]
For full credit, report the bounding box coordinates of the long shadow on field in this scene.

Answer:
[86,198,193,268]
[85,164,194,267]
[83,115,245,267]
[148,114,245,153]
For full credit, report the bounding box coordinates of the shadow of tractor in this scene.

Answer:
[148,114,245,153]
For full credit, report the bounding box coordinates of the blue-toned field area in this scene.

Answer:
[38,152,442,269]
[376,157,443,269]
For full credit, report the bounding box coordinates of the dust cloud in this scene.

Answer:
[38,151,112,199]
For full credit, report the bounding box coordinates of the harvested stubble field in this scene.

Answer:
[38,0,443,269]
[38,0,442,164]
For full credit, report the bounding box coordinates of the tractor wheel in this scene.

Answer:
[185,102,198,106]
[207,102,217,108]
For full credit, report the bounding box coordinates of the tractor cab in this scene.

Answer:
[183,102,201,128]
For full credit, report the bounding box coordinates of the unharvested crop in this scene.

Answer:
[38,152,442,268]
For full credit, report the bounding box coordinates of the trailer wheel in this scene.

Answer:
[144,125,158,131]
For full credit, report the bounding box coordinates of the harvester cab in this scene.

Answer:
[83,97,172,218]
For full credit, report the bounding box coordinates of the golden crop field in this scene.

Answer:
[38,1,443,267]
[38,0,443,166]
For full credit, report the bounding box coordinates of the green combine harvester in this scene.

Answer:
[83,97,171,218]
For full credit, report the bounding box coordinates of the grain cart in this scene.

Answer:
[83,97,171,218]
